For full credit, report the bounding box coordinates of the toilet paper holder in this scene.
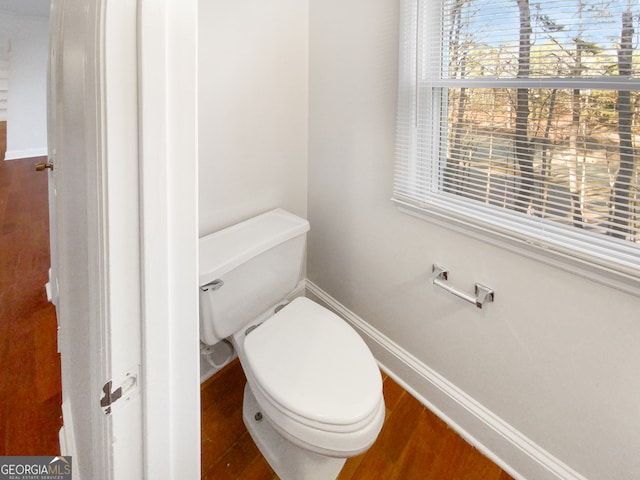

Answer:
[432,264,494,309]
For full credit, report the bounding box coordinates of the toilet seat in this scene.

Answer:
[242,297,385,456]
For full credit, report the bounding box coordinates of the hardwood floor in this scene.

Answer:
[0,149,62,456]
[201,359,514,480]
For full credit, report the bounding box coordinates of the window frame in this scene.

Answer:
[393,0,640,295]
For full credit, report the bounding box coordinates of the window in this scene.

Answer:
[394,0,640,283]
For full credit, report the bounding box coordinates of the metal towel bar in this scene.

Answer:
[432,264,494,309]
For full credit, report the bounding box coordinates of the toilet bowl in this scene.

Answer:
[236,297,385,452]
[231,297,384,479]
[199,209,385,479]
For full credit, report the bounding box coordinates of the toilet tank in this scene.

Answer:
[199,209,310,345]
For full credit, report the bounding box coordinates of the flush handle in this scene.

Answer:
[200,279,224,292]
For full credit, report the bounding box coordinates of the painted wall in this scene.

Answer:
[307,0,640,479]
[198,0,309,235]
[0,11,48,159]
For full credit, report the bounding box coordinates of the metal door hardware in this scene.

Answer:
[100,368,139,415]
[35,162,54,171]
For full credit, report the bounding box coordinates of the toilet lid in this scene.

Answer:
[243,297,382,427]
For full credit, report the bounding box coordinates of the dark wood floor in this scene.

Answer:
[201,359,514,480]
[0,128,63,456]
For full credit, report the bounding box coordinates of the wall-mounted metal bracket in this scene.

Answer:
[432,264,494,309]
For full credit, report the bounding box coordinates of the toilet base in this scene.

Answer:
[242,384,347,480]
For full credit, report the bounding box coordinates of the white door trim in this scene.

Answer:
[53,0,144,477]
[138,0,200,478]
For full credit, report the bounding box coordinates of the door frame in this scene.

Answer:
[138,0,200,478]
[53,0,200,477]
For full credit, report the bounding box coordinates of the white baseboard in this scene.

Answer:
[59,401,82,480]
[305,280,586,480]
[4,147,48,160]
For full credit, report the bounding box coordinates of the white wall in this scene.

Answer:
[0,60,7,121]
[308,1,640,479]
[198,0,308,235]
[0,15,11,121]
[196,0,640,477]
[0,11,48,159]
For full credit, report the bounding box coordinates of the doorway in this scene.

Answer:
[0,153,61,454]
[0,0,60,456]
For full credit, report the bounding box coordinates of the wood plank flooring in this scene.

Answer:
[0,144,63,456]
[201,359,514,480]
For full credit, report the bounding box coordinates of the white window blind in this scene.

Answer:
[394,0,640,278]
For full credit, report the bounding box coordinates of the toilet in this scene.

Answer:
[199,209,385,480]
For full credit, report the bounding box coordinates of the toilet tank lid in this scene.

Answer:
[199,209,310,285]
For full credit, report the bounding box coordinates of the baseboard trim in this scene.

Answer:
[4,147,48,160]
[59,401,82,480]
[305,280,586,480]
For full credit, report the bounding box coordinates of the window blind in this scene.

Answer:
[394,0,640,276]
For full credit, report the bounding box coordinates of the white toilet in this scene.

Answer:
[199,209,385,480]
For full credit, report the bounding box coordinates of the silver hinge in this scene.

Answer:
[100,367,140,415]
